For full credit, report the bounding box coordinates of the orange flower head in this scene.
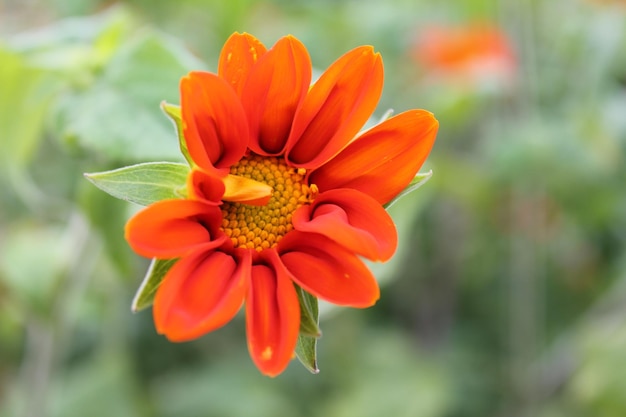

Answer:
[125,32,439,376]
[413,23,517,89]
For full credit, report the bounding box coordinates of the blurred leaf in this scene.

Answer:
[161,102,192,165]
[85,162,189,206]
[0,47,59,171]
[0,224,66,315]
[131,258,178,312]
[54,30,205,161]
[91,8,135,66]
[557,288,626,416]
[320,328,450,417]
[7,6,133,67]
[151,355,299,417]
[384,170,433,209]
[48,353,140,417]
[78,178,133,275]
[295,286,320,374]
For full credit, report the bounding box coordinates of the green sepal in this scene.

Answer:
[84,162,189,206]
[377,108,394,124]
[384,170,433,209]
[294,286,320,374]
[131,258,178,312]
[161,101,192,165]
[296,286,321,338]
[295,334,319,374]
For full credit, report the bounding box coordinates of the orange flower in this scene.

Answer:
[125,33,438,376]
[412,24,516,88]
[586,0,626,6]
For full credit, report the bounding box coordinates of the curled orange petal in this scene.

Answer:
[277,231,380,308]
[292,188,397,261]
[154,248,250,341]
[125,199,226,258]
[187,168,226,203]
[310,110,438,205]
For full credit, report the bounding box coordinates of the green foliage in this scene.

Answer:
[2,1,626,417]
[295,286,321,338]
[294,286,320,374]
[161,102,193,164]
[384,170,432,209]
[52,29,204,161]
[0,49,59,172]
[85,162,190,206]
[0,224,67,316]
[131,258,178,312]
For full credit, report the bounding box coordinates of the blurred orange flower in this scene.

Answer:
[412,23,517,89]
[586,0,626,6]
[125,33,438,376]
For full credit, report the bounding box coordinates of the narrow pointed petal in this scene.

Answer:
[154,249,250,341]
[285,46,383,169]
[180,72,249,171]
[310,110,438,205]
[223,174,273,206]
[246,251,300,377]
[277,231,380,307]
[218,32,267,96]
[292,189,397,261]
[125,200,227,258]
[243,36,312,155]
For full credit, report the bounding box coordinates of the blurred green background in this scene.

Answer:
[1,0,626,416]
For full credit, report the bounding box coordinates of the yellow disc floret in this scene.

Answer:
[221,155,318,251]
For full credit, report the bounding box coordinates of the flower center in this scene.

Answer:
[220,155,317,251]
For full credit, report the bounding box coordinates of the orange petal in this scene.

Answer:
[242,35,311,155]
[310,110,438,205]
[245,251,300,377]
[218,32,267,96]
[285,46,383,169]
[292,189,397,261]
[154,248,250,341]
[125,199,226,258]
[277,231,380,307]
[187,168,226,203]
[180,72,249,171]
[223,174,273,206]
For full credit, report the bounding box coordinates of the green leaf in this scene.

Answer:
[54,30,206,161]
[7,6,134,69]
[0,224,67,316]
[384,170,433,209]
[295,334,320,375]
[131,258,178,312]
[296,286,321,338]
[78,178,133,275]
[84,161,189,206]
[47,352,139,417]
[161,102,192,165]
[294,286,320,374]
[0,47,59,171]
